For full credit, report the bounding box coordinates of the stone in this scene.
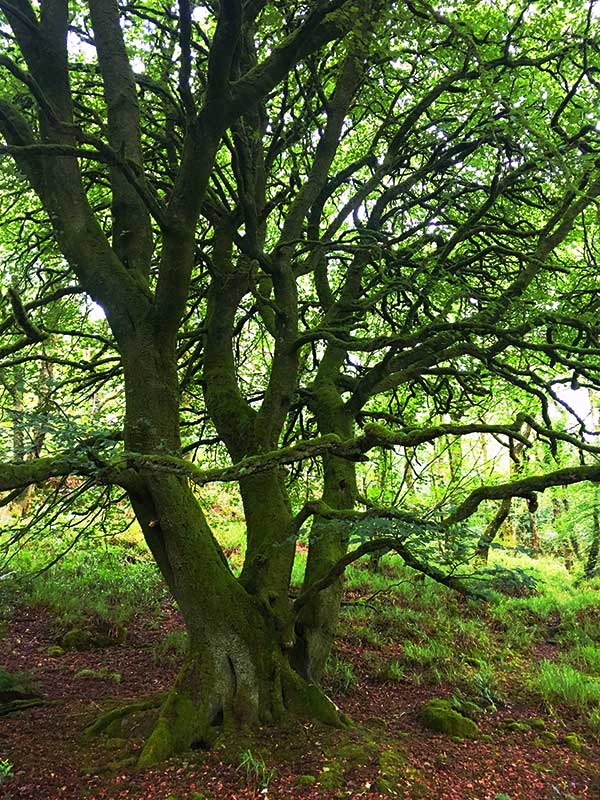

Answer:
[295,774,317,787]
[527,717,547,730]
[503,721,530,733]
[563,733,583,753]
[62,628,92,650]
[421,699,479,738]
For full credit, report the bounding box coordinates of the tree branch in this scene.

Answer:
[445,463,600,526]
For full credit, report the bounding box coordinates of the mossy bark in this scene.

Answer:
[293,396,357,682]
[125,461,346,766]
[117,341,344,765]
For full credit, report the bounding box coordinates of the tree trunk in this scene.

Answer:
[476,498,512,561]
[529,508,540,552]
[119,342,344,764]
[585,502,600,579]
[134,473,347,767]
[293,443,357,682]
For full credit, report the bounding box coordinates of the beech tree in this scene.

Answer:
[1,0,600,764]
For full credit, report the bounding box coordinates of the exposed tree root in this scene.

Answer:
[85,694,165,737]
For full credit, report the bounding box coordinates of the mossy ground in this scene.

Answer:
[2,525,600,798]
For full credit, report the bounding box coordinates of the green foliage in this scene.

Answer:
[8,545,164,625]
[562,645,600,676]
[237,749,276,792]
[532,661,600,711]
[325,655,357,695]
[0,759,13,784]
[383,659,405,683]
[403,639,452,668]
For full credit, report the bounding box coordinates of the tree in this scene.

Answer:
[1,0,600,765]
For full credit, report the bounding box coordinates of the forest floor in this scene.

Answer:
[2,575,599,800]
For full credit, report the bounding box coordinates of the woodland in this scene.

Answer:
[1,1,600,798]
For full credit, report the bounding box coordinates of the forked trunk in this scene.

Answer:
[119,343,347,764]
[129,471,346,766]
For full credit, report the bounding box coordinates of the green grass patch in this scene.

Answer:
[532,660,600,711]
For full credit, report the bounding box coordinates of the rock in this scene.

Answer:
[46,645,65,658]
[421,699,479,738]
[563,733,583,752]
[295,774,317,787]
[453,698,484,718]
[62,625,127,651]
[503,721,530,733]
[62,628,92,650]
[75,668,122,683]
[535,731,557,745]
[527,717,547,730]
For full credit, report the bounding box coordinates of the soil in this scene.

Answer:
[1,604,599,800]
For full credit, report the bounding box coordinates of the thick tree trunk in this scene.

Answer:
[126,465,346,766]
[238,470,295,616]
[117,344,344,764]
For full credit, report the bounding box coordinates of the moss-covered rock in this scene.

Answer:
[455,699,484,718]
[62,625,127,651]
[62,628,92,650]
[421,699,479,738]
[535,731,557,745]
[75,668,121,683]
[46,645,65,658]
[317,760,344,791]
[563,733,583,752]
[295,774,317,787]
[503,721,530,733]
[527,717,547,730]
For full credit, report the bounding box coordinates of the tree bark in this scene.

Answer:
[292,405,357,682]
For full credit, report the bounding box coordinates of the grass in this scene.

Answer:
[532,660,600,711]
[6,490,600,732]
[3,542,165,626]
[238,749,276,791]
[562,644,600,676]
[325,655,357,694]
